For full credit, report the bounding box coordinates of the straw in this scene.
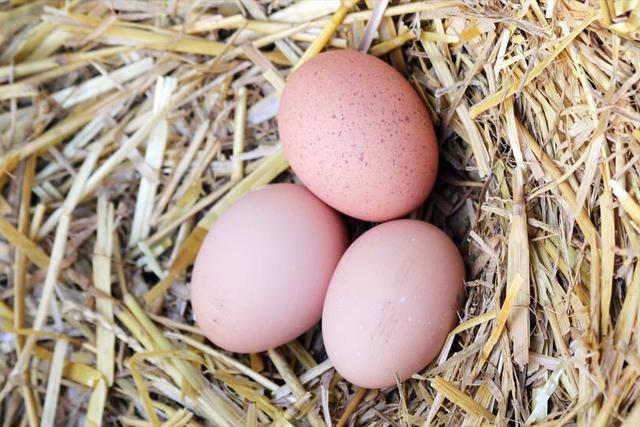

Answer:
[2,1,640,425]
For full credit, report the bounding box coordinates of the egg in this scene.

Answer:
[191,183,348,353]
[278,50,438,222]
[322,220,464,388]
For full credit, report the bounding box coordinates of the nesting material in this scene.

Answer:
[0,1,639,426]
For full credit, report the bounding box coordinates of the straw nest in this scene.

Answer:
[1,0,639,426]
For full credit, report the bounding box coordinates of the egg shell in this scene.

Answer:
[191,183,348,353]
[322,220,465,388]
[278,50,438,222]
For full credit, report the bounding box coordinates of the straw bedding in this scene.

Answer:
[1,0,639,426]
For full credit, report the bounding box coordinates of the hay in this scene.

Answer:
[0,0,639,425]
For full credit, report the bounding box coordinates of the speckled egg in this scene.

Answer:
[322,220,465,388]
[191,184,348,353]
[278,50,438,222]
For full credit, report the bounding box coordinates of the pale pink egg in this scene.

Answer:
[322,220,465,388]
[191,184,348,353]
[278,50,438,221]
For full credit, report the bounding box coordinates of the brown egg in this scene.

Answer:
[278,50,438,221]
[322,220,465,388]
[191,184,348,353]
